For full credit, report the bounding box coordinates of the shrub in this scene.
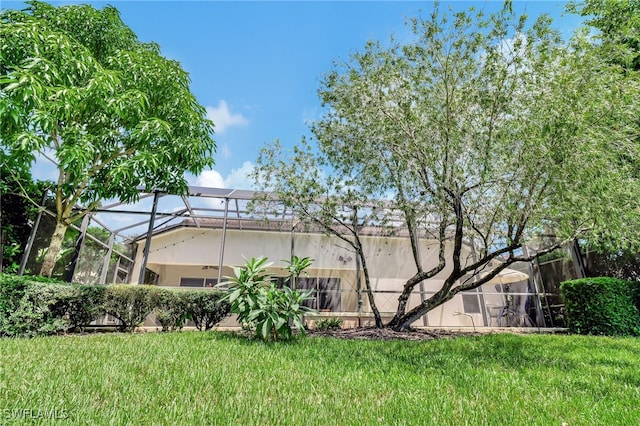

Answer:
[632,281,640,312]
[154,289,189,332]
[9,283,76,337]
[0,274,64,319]
[181,290,230,331]
[220,256,315,340]
[103,285,159,332]
[0,274,84,337]
[65,285,106,331]
[315,317,343,330]
[0,274,32,331]
[561,277,640,336]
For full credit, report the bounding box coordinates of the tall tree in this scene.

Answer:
[568,0,640,72]
[254,4,640,330]
[0,1,215,277]
[565,0,640,272]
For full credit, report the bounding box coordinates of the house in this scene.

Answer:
[124,187,569,328]
[17,186,570,329]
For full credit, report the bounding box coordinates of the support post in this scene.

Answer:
[570,239,586,279]
[18,190,49,276]
[353,209,363,325]
[137,191,160,284]
[216,198,229,285]
[99,233,116,284]
[65,214,91,282]
[523,245,547,328]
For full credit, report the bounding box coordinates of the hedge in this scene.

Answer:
[102,285,160,332]
[561,277,640,336]
[0,274,105,337]
[1,274,230,337]
[154,289,189,332]
[180,290,230,331]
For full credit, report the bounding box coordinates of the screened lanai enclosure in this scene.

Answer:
[18,186,582,329]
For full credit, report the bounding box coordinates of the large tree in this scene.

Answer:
[563,0,640,277]
[0,1,215,277]
[254,4,640,330]
[568,0,640,72]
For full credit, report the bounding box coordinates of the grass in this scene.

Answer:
[0,332,639,425]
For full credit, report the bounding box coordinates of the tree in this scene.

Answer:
[0,1,215,277]
[568,0,640,72]
[253,139,385,327]
[254,4,640,330]
[564,0,640,276]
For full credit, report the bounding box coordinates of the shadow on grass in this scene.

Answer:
[300,332,640,380]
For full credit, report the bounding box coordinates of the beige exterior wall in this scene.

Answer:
[131,226,484,327]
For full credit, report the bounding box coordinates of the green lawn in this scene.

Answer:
[0,332,638,425]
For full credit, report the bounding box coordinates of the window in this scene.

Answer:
[298,277,341,311]
[179,277,218,288]
[462,293,482,314]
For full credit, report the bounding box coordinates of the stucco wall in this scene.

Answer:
[131,226,482,326]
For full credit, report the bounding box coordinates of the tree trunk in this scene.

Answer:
[39,221,69,277]
[362,261,383,328]
[389,291,454,331]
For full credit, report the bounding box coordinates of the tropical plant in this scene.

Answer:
[282,255,313,289]
[220,256,315,340]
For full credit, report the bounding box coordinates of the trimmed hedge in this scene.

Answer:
[181,290,230,331]
[103,285,160,332]
[0,274,105,337]
[561,277,640,336]
[154,289,188,332]
[1,275,231,337]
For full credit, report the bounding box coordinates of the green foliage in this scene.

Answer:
[254,3,640,331]
[0,274,229,335]
[0,151,45,274]
[584,248,640,281]
[65,284,106,330]
[179,289,229,331]
[153,289,188,332]
[220,256,315,340]
[561,277,640,336]
[282,255,313,288]
[0,274,104,336]
[0,1,215,276]
[102,285,159,332]
[568,0,640,71]
[0,274,63,335]
[315,317,343,330]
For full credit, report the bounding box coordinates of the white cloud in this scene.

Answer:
[191,162,255,190]
[223,161,255,190]
[206,100,249,134]
[194,169,226,188]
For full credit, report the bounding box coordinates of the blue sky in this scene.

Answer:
[3,0,585,192]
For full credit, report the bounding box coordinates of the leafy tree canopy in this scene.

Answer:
[568,0,640,71]
[254,4,640,330]
[0,1,215,276]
